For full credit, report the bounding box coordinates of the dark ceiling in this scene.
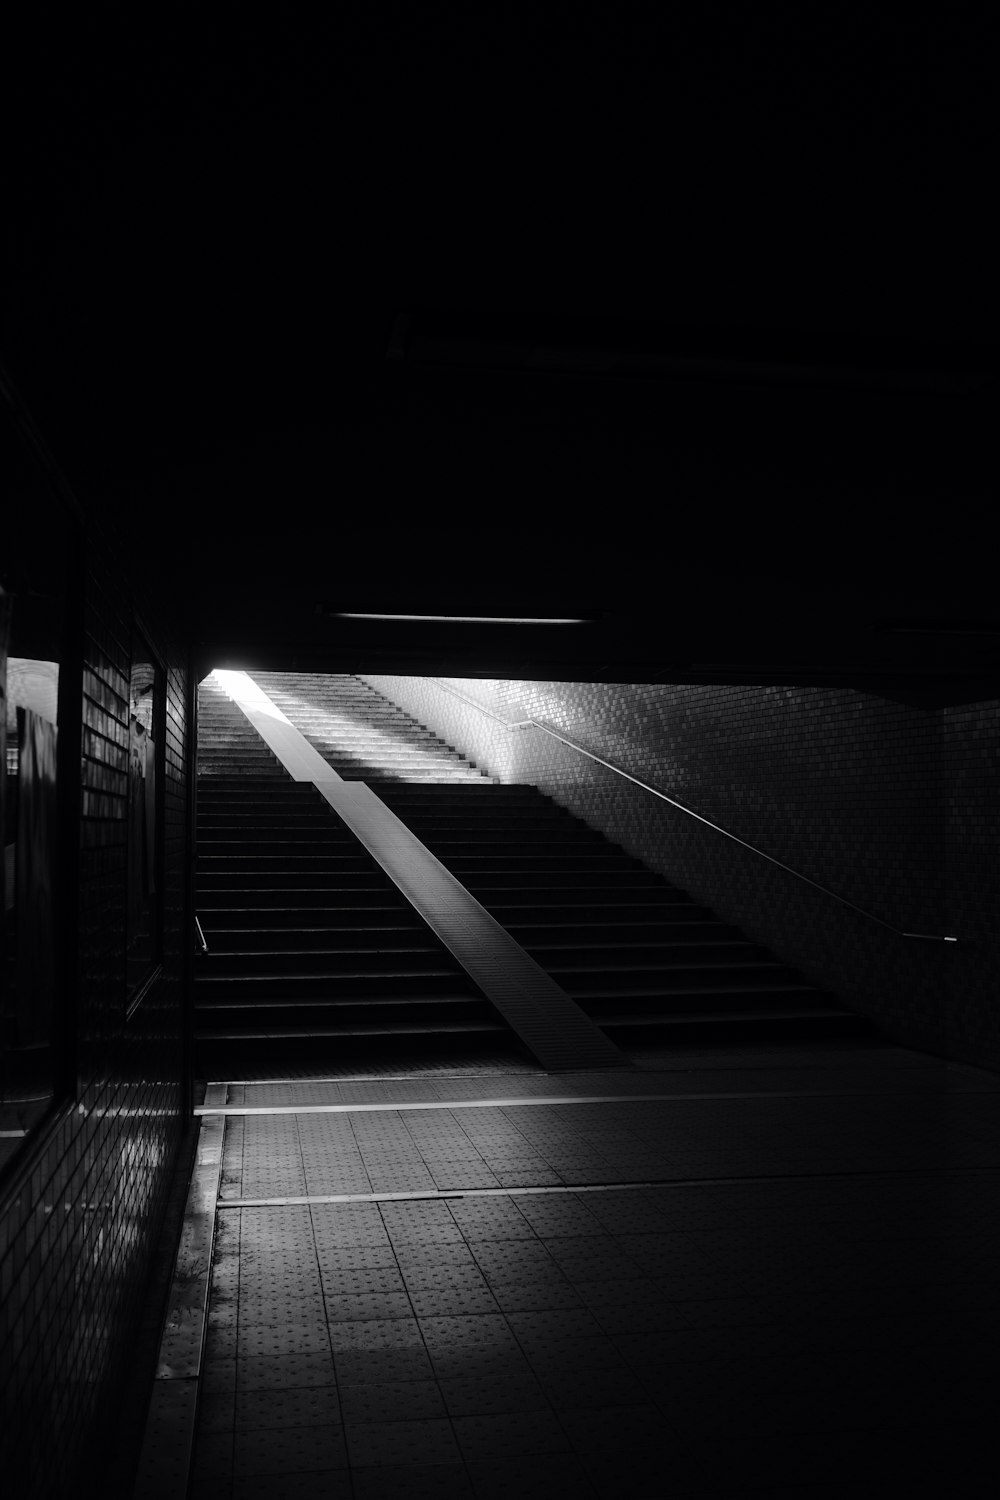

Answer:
[2,8,997,705]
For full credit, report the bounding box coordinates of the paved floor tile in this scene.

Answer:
[399,1262,492,1293]
[393,1243,479,1271]
[204,1326,239,1360]
[448,1201,536,1240]
[333,1347,437,1385]
[233,1423,348,1476]
[321,1265,406,1295]
[188,1478,234,1500]
[238,1322,331,1358]
[325,1291,414,1322]
[464,1453,602,1498]
[238,1295,328,1326]
[436,1373,548,1417]
[345,1418,462,1468]
[350,1462,474,1498]
[237,1352,338,1391]
[484,1277,584,1313]
[232,1470,353,1499]
[407,1285,501,1318]
[671,1295,776,1328]
[451,1410,570,1463]
[338,1380,447,1424]
[426,1345,538,1382]
[317,1244,400,1271]
[182,1046,1000,1500]
[198,1390,237,1433]
[536,1366,652,1411]
[328,1317,425,1351]
[235,1387,341,1430]
[202,1358,237,1396]
[504,1307,606,1341]
[191,1428,233,1480]
[417,1314,521,1350]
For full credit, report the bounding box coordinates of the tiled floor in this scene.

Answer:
[184,1041,1000,1497]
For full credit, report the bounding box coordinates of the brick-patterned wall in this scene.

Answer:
[360,675,998,1072]
[942,703,1000,1066]
[1,541,190,1497]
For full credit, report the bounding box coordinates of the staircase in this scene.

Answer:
[248,672,493,783]
[241,673,875,1048]
[373,784,875,1045]
[194,676,521,1073]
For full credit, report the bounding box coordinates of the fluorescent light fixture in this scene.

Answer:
[878,621,1000,637]
[331,613,590,625]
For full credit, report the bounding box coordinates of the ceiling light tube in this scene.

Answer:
[330,613,591,625]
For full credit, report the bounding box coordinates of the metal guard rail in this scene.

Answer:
[429,678,958,945]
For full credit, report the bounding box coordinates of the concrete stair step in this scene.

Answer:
[197,882,395,901]
[443,853,645,871]
[506,920,741,942]
[491,899,708,921]
[575,982,835,1009]
[460,870,667,889]
[594,1011,873,1041]
[197,887,401,907]
[197,1018,507,1041]
[467,881,685,902]
[201,925,428,949]
[194,968,476,998]
[197,767,288,777]
[197,906,412,926]
[403,832,609,849]
[199,840,360,858]
[196,996,498,1033]
[523,940,761,963]
[198,854,381,872]
[194,1002,500,1038]
[556,961,811,991]
[199,946,450,976]
[377,785,541,799]
[394,822,583,838]
[198,813,340,826]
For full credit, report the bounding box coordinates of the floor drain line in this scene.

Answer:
[215,1163,1000,1209]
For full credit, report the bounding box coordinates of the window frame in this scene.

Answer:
[124,615,167,1020]
[0,390,83,1196]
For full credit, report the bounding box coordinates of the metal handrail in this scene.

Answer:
[195,915,208,953]
[428,678,958,944]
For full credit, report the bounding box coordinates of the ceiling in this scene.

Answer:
[2,10,997,706]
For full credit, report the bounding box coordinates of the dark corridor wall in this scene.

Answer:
[1,537,191,1496]
[363,676,1000,1073]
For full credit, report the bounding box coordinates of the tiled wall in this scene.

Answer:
[360,675,999,1072]
[1,541,190,1496]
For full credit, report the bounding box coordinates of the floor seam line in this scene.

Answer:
[195,1085,1000,1114]
[216,1163,1000,1208]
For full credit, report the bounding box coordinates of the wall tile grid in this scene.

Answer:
[361,675,997,1071]
[1,539,190,1497]
[942,701,1000,1064]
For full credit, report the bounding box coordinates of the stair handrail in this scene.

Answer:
[426,678,958,944]
[195,915,208,953]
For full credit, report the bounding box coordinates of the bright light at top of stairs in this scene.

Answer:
[211,669,289,722]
